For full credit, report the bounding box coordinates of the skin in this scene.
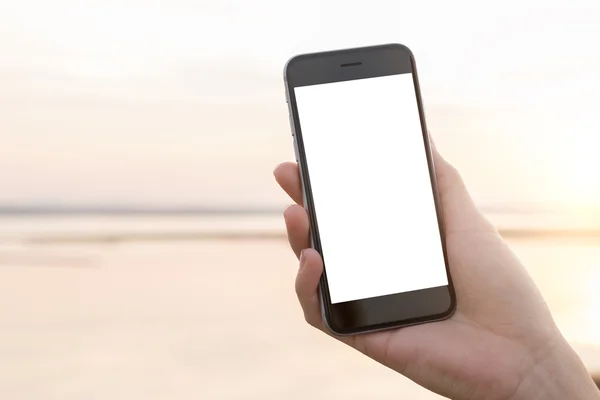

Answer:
[273,141,600,400]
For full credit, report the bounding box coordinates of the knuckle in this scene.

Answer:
[303,311,320,328]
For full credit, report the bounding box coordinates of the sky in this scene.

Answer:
[1,0,600,210]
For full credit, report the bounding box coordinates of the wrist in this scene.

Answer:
[511,336,600,400]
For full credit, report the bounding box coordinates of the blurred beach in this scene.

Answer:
[2,1,600,398]
[1,213,599,399]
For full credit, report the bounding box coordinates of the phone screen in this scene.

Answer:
[294,73,448,304]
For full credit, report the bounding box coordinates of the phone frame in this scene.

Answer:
[284,43,456,335]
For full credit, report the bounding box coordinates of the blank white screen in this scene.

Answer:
[294,74,448,304]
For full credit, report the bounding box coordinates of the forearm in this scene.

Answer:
[512,338,600,400]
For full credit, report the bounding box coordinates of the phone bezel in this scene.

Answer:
[284,43,456,335]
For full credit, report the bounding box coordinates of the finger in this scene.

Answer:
[428,134,495,233]
[284,204,310,259]
[428,134,462,192]
[296,249,324,329]
[294,250,356,346]
[273,162,303,206]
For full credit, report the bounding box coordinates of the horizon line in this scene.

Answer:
[0,203,576,216]
[11,229,600,245]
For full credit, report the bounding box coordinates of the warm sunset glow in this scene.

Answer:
[580,268,600,342]
[1,1,600,209]
[551,122,600,207]
[2,3,600,397]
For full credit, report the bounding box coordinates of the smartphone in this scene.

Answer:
[283,44,456,335]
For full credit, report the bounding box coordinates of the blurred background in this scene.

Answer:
[1,0,600,398]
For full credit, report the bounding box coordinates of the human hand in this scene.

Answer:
[273,142,600,400]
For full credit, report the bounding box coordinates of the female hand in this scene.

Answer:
[273,143,599,400]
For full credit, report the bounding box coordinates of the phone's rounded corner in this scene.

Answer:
[321,311,352,337]
[385,43,415,59]
[283,53,308,82]
[319,291,351,336]
[439,288,458,321]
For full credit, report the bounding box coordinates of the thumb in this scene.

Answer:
[429,137,497,234]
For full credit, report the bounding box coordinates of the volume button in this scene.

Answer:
[293,137,299,162]
[288,113,295,136]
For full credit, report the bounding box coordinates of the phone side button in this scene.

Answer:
[293,138,300,162]
[289,114,295,137]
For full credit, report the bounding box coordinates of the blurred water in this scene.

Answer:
[0,215,283,241]
[0,214,599,399]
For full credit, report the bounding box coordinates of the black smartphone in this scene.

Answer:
[283,44,456,335]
